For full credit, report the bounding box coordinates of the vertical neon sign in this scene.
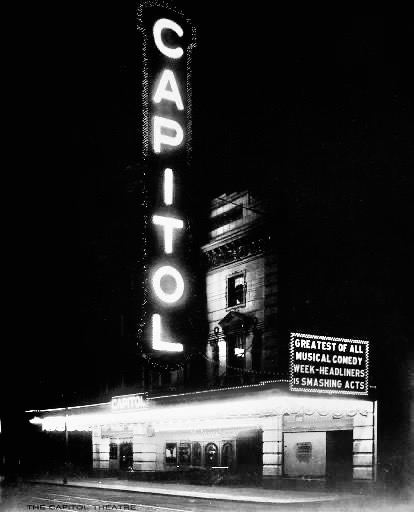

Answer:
[138,2,196,353]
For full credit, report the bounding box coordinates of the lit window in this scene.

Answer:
[227,274,245,308]
[233,334,245,358]
[228,334,246,370]
[165,442,177,464]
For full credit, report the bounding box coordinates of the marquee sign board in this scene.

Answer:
[111,393,147,411]
[138,2,196,352]
[290,333,369,396]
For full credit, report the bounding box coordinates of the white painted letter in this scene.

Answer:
[153,69,184,110]
[152,215,183,254]
[153,18,184,59]
[153,116,184,153]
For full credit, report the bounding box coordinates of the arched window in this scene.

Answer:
[221,442,233,468]
[204,442,218,467]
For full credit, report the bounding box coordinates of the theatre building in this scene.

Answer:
[26,191,377,488]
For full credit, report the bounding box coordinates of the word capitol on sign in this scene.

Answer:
[149,17,190,352]
[111,394,147,411]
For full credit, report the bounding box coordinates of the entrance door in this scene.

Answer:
[284,432,326,477]
[326,430,353,486]
[236,429,262,482]
[119,442,133,471]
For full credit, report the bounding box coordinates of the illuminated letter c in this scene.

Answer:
[153,18,184,59]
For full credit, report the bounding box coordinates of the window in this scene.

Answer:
[165,442,177,464]
[233,334,245,355]
[192,442,202,466]
[227,273,245,308]
[210,205,242,232]
[227,333,246,373]
[109,443,118,460]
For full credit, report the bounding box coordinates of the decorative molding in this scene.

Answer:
[204,234,265,270]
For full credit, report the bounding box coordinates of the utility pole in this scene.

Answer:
[63,408,68,484]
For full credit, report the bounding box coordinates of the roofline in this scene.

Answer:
[25,401,111,414]
[25,382,287,413]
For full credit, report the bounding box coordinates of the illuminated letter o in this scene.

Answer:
[152,265,184,304]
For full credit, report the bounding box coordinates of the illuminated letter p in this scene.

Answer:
[153,116,184,153]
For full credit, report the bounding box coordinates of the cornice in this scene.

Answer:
[203,231,266,270]
[202,219,263,252]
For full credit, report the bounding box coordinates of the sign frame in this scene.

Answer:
[289,332,369,396]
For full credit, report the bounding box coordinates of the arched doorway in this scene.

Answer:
[221,442,234,468]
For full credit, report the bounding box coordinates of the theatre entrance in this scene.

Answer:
[236,429,262,482]
[119,442,133,471]
[326,430,353,486]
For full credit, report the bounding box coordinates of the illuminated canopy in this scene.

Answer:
[29,387,374,432]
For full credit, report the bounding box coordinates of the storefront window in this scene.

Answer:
[165,442,177,464]
[192,442,201,466]
[205,442,218,467]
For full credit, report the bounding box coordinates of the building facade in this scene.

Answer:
[28,385,376,487]
[202,191,279,386]
[26,191,378,489]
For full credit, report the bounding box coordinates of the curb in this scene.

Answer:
[27,479,353,505]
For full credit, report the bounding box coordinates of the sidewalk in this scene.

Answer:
[27,476,361,505]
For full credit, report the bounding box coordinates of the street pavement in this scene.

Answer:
[0,480,412,512]
[22,477,353,505]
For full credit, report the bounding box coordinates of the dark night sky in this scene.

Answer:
[2,3,411,415]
